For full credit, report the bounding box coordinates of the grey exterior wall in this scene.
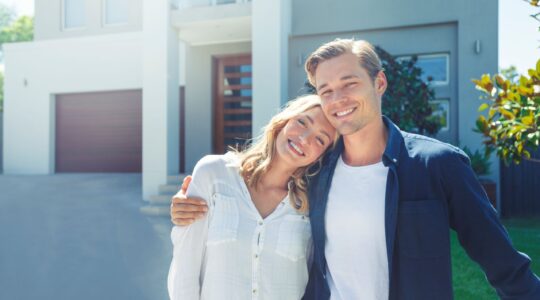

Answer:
[184,41,251,173]
[289,23,458,143]
[34,0,143,40]
[288,0,498,150]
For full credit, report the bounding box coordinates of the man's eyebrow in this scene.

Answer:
[340,75,360,81]
[305,115,314,124]
[316,75,360,91]
[317,82,328,91]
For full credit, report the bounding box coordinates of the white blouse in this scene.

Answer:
[168,153,312,300]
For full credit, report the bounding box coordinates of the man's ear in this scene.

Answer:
[375,71,387,95]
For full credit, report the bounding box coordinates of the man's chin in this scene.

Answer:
[335,123,362,136]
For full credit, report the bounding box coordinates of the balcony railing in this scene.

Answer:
[171,0,251,10]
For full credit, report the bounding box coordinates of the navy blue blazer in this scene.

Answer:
[303,117,540,300]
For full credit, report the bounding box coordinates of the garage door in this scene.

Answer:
[55,90,142,172]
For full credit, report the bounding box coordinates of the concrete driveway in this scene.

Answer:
[0,174,173,300]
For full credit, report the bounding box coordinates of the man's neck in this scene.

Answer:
[342,117,388,167]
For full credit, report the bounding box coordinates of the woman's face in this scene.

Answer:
[275,106,337,169]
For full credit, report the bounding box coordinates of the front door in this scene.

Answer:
[212,54,252,153]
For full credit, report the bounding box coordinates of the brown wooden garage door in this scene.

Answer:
[55,90,142,172]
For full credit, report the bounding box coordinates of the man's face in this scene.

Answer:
[314,52,386,135]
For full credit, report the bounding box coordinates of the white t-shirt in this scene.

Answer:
[325,155,389,300]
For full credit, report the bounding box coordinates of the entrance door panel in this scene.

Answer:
[213,54,252,153]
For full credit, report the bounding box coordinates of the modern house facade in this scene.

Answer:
[3,0,499,204]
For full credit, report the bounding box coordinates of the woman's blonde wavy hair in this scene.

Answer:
[235,94,338,214]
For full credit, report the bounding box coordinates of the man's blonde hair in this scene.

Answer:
[305,38,383,87]
[236,94,338,213]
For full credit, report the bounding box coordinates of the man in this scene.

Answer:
[170,39,540,299]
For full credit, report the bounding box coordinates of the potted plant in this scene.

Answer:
[462,146,497,208]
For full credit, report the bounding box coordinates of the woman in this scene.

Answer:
[168,95,337,300]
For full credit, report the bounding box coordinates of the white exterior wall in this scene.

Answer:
[3,33,142,174]
[35,0,143,40]
[251,0,291,136]
[142,0,180,199]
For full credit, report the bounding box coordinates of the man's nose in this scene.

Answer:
[330,89,346,104]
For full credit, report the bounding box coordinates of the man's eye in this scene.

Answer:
[320,90,331,96]
[297,119,306,126]
[346,82,357,88]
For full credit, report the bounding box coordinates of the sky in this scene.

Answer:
[0,0,538,73]
[499,0,539,73]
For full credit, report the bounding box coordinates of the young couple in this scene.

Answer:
[168,39,540,300]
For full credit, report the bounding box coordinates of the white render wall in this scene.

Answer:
[34,0,143,40]
[142,0,180,199]
[3,32,143,174]
[251,0,291,136]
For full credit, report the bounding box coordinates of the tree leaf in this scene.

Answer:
[522,115,534,125]
[478,103,489,112]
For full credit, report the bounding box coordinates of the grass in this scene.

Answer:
[452,218,540,299]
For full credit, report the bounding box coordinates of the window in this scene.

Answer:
[104,0,129,26]
[430,99,450,131]
[63,0,85,30]
[397,53,449,85]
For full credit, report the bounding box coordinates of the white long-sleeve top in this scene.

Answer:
[168,153,312,300]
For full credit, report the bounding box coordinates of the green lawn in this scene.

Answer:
[452,218,540,299]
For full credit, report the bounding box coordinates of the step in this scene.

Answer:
[149,194,172,205]
[140,205,170,217]
[159,184,180,195]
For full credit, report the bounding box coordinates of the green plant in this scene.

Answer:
[473,60,540,165]
[462,146,492,177]
[473,0,540,165]
[376,47,442,135]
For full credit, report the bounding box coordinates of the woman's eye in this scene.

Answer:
[317,137,325,146]
[297,119,306,126]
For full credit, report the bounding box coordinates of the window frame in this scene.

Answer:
[61,0,86,31]
[102,0,129,27]
[429,99,450,131]
[396,53,450,86]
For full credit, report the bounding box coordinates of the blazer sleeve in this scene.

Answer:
[443,152,540,299]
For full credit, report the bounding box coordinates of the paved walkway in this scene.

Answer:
[0,174,173,300]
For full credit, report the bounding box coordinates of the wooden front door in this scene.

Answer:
[213,54,252,153]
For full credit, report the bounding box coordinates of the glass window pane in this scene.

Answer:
[240,77,252,85]
[105,0,129,25]
[64,0,85,29]
[416,55,448,84]
[430,99,450,131]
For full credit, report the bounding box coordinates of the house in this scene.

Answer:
[3,0,499,207]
